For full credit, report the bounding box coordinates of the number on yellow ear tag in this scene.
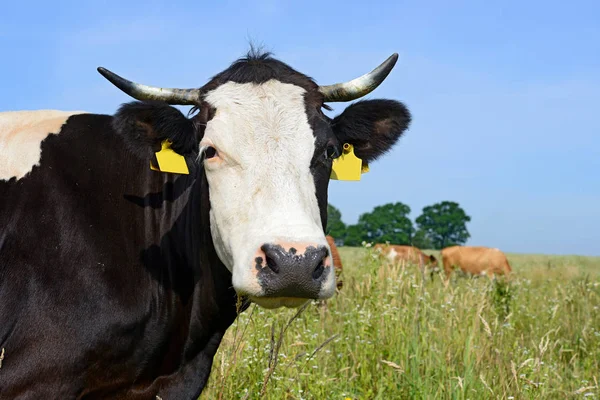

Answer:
[149,140,189,175]
[330,143,367,181]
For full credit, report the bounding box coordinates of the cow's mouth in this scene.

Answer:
[249,296,309,309]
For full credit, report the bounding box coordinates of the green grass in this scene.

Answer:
[200,246,600,399]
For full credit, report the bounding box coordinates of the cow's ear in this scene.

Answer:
[331,99,411,163]
[429,255,437,263]
[112,101,197,158]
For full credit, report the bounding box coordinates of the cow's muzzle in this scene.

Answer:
[254,243,331,299]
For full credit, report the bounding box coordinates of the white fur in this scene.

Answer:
[0,110,85,181]
[386,247,398,263]
[201,80,335,305]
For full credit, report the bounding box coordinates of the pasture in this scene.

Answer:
[201,246,600,399]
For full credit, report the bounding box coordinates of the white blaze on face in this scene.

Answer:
[201,80,334,300]
[0,110,85,181]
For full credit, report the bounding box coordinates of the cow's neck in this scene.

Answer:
[132,165,241,376]
[91,121,242,393]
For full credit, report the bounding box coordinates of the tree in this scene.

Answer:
[326,204,346,239]
[411,229,433,249]
[357,202,414,245]
[343,224,364,247]
[415,201,471,249]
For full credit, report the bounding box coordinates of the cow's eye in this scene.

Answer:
[202,146,218,161]
[325,145,339,160]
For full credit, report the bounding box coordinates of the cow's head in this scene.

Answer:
[428,254,439,268]
[101,50,411,309]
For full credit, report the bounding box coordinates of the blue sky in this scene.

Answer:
[2,0,599,255]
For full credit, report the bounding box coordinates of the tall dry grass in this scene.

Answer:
[200,246,600,399]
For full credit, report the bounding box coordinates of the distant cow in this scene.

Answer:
[0,49,411,398]
[441,246,512,280]
[326,235,343,289]
[373,243,439,278]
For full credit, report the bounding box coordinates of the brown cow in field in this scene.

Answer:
[326,235,344,289]
[373,243,439,279]
[441,245,512,280]
[373,244,438,268]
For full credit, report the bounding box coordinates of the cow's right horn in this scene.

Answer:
[97,67,200,105]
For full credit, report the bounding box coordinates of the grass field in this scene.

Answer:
[200,246,600,399]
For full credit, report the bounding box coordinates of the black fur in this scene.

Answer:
[201,51,320,100]
[0,113,241,399]
[113,101,198,158]
[332,99,412,162]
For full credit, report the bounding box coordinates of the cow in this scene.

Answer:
[441,245,512,280]
[326,235,343,289]
[0,49,411,399]
[373,243,439,280]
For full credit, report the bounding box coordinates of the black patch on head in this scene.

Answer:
[202,51,315,93]
[196,49,329,112]
[189,100,216,137]
[112,101,198,159]
[189,50,330,130]
[332,99,411,163]
[307,108,338,231]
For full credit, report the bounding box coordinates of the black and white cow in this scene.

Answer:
[0,50,411,399]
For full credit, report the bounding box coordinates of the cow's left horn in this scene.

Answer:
[318,53,398,102]
[97,67,200,105]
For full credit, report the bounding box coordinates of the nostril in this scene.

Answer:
[312,259,325,280]
[265,254,280,273]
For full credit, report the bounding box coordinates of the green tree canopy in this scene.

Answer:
[415,201,471,249]
[411,229,433,249]
[357,202,414,245]
[326,204,347,238]
[343,224,364,247]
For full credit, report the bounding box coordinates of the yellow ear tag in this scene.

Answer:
[149,140,189,175]
[330,143,368,181]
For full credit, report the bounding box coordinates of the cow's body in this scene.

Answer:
[0,51,411,398]
[0,111,239,399]
[441,246,512,279]
[374,244,438,269]
[325,235,343,289]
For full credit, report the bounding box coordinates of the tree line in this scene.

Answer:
[326,201,471,250]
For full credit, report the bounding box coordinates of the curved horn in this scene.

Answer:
[318,53,399,102]
[97,67,200,105]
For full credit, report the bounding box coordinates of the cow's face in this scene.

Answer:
[197,80,334,309]
[105,52,411,309]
